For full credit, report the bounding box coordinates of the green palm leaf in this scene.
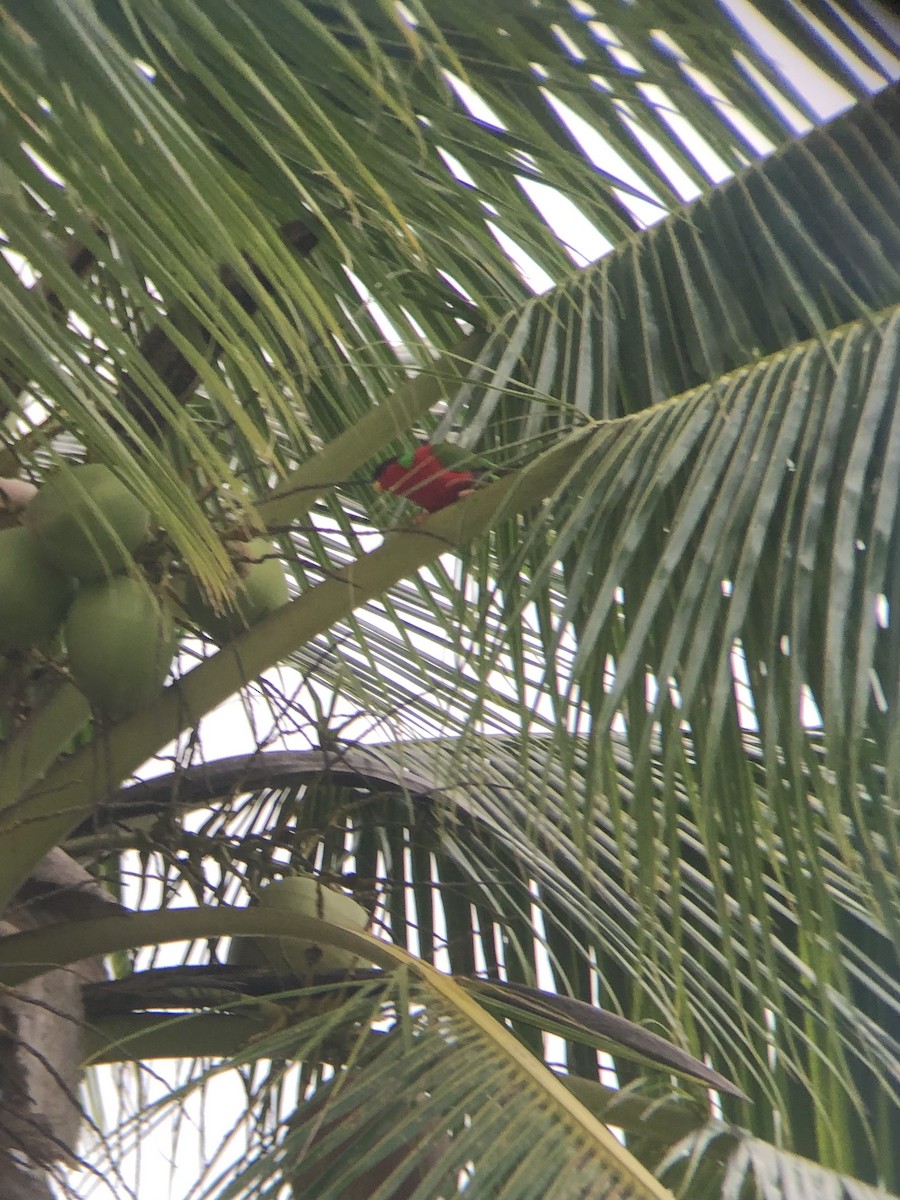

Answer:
[0,908,676,1199]
[0,2,898,1198]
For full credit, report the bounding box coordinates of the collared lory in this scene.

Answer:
[373,443,492,513]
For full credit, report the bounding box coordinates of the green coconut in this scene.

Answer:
[0,527,75,652]
[25,464,151,581]
[228,875,369,976]
[186,538,290,642]
[64,576,176,716]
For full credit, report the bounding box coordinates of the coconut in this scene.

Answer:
[187,538,290,642]
[25,464,151,581]
[228,875,369,976]
[63,576,176,716]
[0,527,74,652]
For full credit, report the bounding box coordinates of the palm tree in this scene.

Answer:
[0,1,898,1196]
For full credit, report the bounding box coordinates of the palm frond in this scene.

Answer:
[0,912,676,1200]
[0,4,898,1198]
[660,1123,900,1200]
[62,731,899,1185]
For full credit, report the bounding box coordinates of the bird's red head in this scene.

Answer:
[373,448,417,494]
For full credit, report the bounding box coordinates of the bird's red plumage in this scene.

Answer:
[375,444,476,512]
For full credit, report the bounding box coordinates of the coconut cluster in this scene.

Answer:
[0,464,173,716]
[1,463,290,718]
[182,536,290,641]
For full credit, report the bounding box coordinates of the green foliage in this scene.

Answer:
[0,1,897,1197]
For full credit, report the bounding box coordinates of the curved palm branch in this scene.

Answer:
[0,908,678,1200]
[67,735,900,1185]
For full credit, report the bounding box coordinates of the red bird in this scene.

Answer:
[373,443,484,513]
